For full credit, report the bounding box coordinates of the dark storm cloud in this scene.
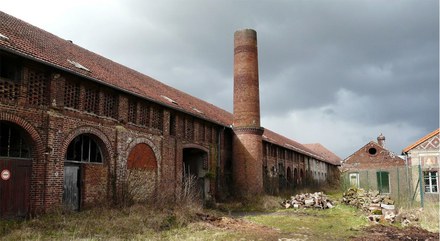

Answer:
[3,0,438,157]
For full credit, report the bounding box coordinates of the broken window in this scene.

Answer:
[0,122,31,158]
[0,55,21,102]
[65,134,102,163]
[424,171,438,193]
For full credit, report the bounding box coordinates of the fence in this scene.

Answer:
[340,165,438,207]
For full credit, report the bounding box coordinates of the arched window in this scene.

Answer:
[66,134,102,163]
[0,122,31,158]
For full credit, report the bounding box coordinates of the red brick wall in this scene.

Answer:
[0,53,229,216]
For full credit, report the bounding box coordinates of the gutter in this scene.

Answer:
[0,46,231,128]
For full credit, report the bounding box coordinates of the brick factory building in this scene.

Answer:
[0,12,339,218]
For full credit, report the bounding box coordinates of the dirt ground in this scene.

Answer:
[199,213,439,241]
[352,225,439,241]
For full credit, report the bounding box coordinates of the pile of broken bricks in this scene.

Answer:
[281,192,335,209]
[342,188,419,225]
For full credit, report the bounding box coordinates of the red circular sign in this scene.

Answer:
[1,169,11,181]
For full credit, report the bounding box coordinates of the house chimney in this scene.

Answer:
[377,133,385,147]
[232,29,264,195]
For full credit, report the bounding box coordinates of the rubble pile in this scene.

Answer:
[342,188,417,224]
[281,192,335,209]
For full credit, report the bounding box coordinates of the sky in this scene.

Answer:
[2,0,439,158]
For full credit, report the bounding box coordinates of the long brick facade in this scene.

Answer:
[0,11,340,218]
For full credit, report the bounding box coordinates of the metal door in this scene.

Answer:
[0,159,32,218]
[63,164,80,211]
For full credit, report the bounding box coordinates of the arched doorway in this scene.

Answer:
[286,167,292,187]
[63,134,104,211]
[0,121,33,218]
[293,168,298,186]
[126,143,157,202]
[182,148,209,200]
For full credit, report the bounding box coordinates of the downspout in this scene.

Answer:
[216,126,224,197]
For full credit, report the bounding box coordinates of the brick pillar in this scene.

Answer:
[232,29,264,196]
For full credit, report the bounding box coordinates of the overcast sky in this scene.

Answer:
[3,0,439,158]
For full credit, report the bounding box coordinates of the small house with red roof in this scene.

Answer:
[341,134,407,200]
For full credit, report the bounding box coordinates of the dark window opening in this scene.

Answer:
[66,134,102,163]
[0,122,31,158]
[169,112,176,136]
[0,55,21,102]
[0,55,21,81]
[368,147,377,155]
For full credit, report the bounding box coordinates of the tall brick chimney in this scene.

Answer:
[232,29,264,195]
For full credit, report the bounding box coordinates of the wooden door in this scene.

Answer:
[0,159,32,218]
[63,164,80,211]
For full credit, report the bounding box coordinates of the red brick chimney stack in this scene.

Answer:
[232,29,264,195]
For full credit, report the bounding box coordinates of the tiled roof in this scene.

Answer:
[304,143,342,166]
[0,11,232,126]
[402,128,440,153]
[0,11,335,166]
[262,129,326,162]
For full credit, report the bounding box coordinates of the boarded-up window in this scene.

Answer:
[127,143,157,170]
[84,88,99,114]
[27,69,48,106]
[376,171,390,193]
[64,81,80,109]
[349,173,359,188]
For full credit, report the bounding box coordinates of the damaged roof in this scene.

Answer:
[0,11,337,165]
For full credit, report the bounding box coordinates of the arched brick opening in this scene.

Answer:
[124,138,161,203]
[182,144,210,200]
[61,126,113,211]
[0,113,44,217]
